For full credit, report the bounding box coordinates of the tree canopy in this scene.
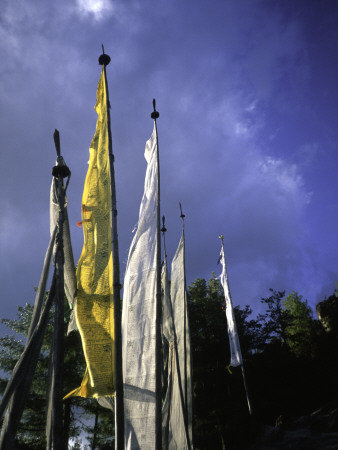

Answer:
[0,299,114,449]
[0,277,337,449]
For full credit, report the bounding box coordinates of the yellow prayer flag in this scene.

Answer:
[65,68,114,399]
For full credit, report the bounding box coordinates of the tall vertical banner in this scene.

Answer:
[219,241,243,367]
[65,68,115,399]
[122,124,158,449]
[170,229,193,447]
[162,252,192,450]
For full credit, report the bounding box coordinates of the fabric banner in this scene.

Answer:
[122,123,158,449]
[162,256,191,450]
[0,157,72,447]
[50,156,76,311]
[219,241,243,367]
[65,68,114,399]
[170,229,193,447]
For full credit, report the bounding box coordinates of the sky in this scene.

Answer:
[0,0,338,327]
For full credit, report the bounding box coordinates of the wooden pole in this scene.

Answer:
[47,130,71,449]
[219,235,252,416]
[162,211,192,450]
[99,46,124,450]
[151,99,162,450]
[241,364,252,415]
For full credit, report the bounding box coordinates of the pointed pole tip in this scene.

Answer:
[161,216,167,233]
[151,98,160,120]
[179,202,185,220]
[99,44,111,66]
[53,129,61,157]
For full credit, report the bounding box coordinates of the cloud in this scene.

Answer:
[75,0,115,20]
[258,157,312,206]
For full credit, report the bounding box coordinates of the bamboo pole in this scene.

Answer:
[162,212,192,450]
[151,99,162,450]
[99,46,124,450]
[241,364,252,415]
[219,235,252,416]
[46,130,70,449]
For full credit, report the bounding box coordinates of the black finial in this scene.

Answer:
[151,98,160,120]
[52,129,71,178]
[99,44,111,66]
[53,129,61,157]
[161,216,167,233]
[179,202,185,220]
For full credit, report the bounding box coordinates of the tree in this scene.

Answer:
[188,275,258,449]
[283,291,317,357]
[233,304,263,356]
[188,276,229,449]
[0,299,115,449]
[0,302,53,449]
[258,289,291,347]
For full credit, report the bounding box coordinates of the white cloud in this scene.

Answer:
[76,0,114,20]
[235,121,250,137]
[207,94,263,142]
[258,157,312,205]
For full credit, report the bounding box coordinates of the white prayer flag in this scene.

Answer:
[122,123,158,449]
[219,240,243,367]
[162,256,191,449]
[170,230,193,447]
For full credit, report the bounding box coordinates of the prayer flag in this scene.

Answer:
[162,253,192,449]
[65,68,114,399]
[219,240,243,367]
[122,123,158,449]
[170,229,193,447]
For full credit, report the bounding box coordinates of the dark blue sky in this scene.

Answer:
[1,0,338,324]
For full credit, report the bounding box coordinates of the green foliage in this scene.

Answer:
[2,277,337,450]
[80,402,115,449]
[233,305,263,355]
[0,303,50,449]
[0,298,114,449]
[187,277,338,449]
[188,275,229,448]
[1,303,34,336]
[257,289,291,346]
[283,291,317,357]
[188,274,257,449]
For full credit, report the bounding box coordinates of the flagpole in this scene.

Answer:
[151,99,162,450]
[179,203,194,447]
[161,215,192,450]
[99,46,124,449]
[46,130,70,449]
[179,204,188,414]
[219,235,252,416]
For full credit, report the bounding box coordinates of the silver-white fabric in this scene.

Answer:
[122,124,158,450]
[170,230,193,447]
[219,242,243,367]
[162,257,174,345]
[162,256,191,450]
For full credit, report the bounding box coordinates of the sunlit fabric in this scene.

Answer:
[65,68,114,399]
[122,123,158,449]
[219,242,243,367]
